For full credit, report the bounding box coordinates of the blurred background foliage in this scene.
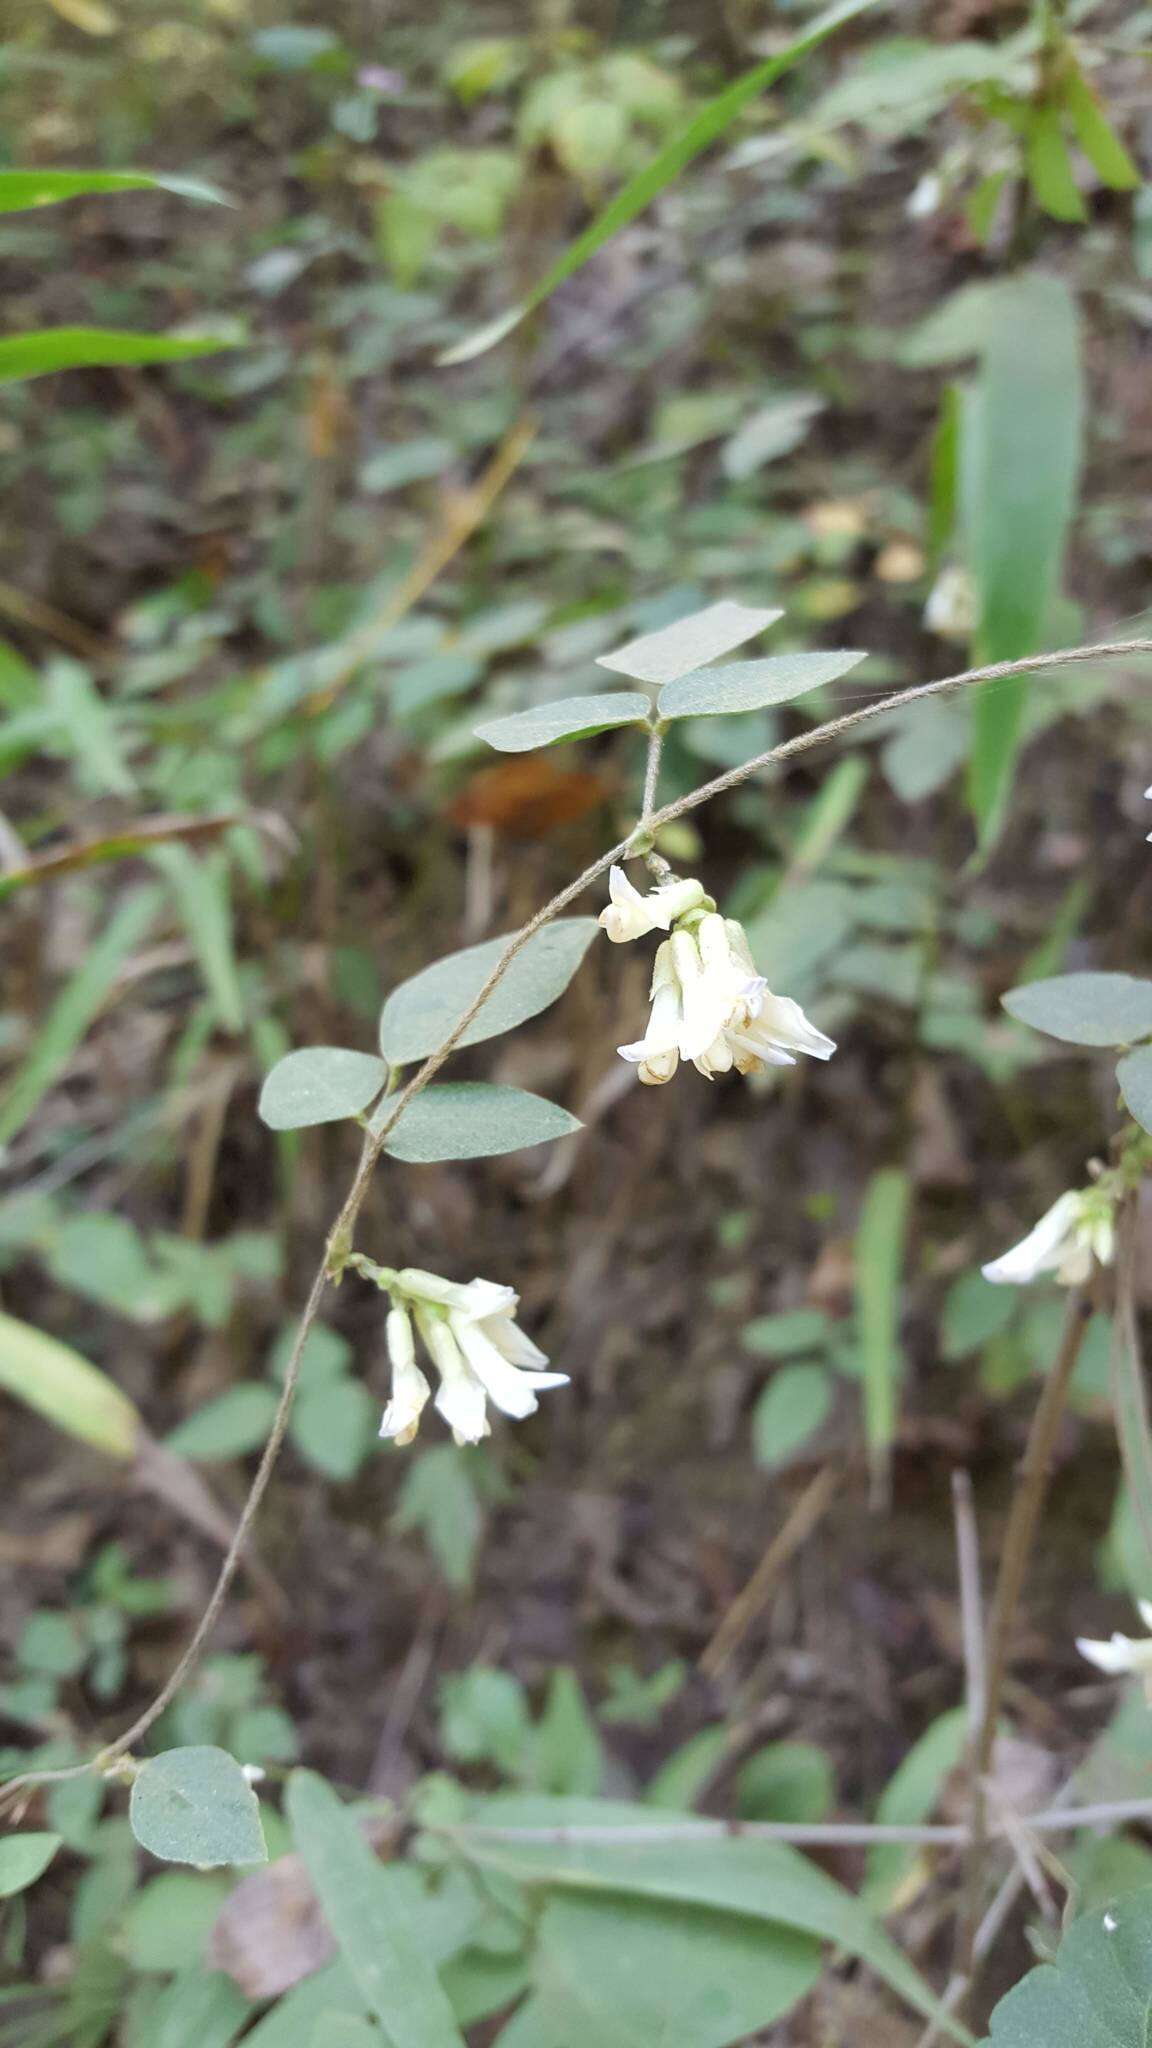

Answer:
[2,0,1152,2040]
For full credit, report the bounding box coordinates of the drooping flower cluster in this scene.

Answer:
[1078,1600,1152,1697]
[981,1185,1116,1289]
[600,864,835,1086]
[378,1267,567,1447]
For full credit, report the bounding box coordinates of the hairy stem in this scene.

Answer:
[4,634,1145,1805]
[955,1288,1092,1989]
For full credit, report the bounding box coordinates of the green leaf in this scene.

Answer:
[645,1729,728,1812]
[474,692,650,752]
[740,1308,829,1360]
[0,328,238,385]
[734,1743,833,1824]
[258,1048,388,1130]
[1001,972,1152,1048]
[286,1769,466,2048]
[0,169,232,213]
[941,1272,1017,1360]
[0,1832,61,1897]
[438,0,877,363]
[165,1384,280,1462]
[47,657,135,795]
[1026,107,1087,222]
[378,919,598,1066]
[394,1445,483,1588]
[451,1794,973,2041]
[980,1884,1152,2045]
[380,1083,580,1163]
[965,274,1082,847]
[152,846,244,1033]
[659,649,865,719]
[752,1364,833,1468]
[1062,58,1139,190]
[289,1378,377,1480]
[531,1890,820,2048]
[0,884,160,1149]
[119,1871,233,1970]
[0,1311,140,1457]
[864,1707,969,1912]
[129,1747,268,1868]
[534,1671,603,1797]
[135,1967,251,2048]
[597,601,782,687]
[1118,1045,1152,1135]
[855,1169,911,1483]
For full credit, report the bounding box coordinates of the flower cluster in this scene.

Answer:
[377,1267,567,1447]
[600,864,835,1086]
[982,1185,1116,1289]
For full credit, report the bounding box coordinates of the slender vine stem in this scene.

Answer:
[4,633,1147,1809]
[955,1287,1092,1987]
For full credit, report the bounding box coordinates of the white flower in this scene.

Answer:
[379,1271,567,1447]
[982,1187,1115,1289]
[599,864,706,944]
[618,914,835,1085]
[379,1303,430,1445]
[924,564,977,643]
[1077,1601,1152,1692]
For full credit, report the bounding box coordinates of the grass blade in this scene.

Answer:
[855,1167,912,1500]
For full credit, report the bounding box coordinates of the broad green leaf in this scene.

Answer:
[47,657,135,795]
[379,1083,580,1163]
[752,1363,833,1468]
[394,1444,483,1588]
[659,649,865,719]
[119,1871,233,1970]
[645,1729,728,1812]
[531,1890,819,2048]
[0,1832,61,1897]
[474,692,650,752]
[1063,59,1139,190]
[258,1048,388,1130]
[450,1794,972,2041]
[290,1377,377,1480]
[597,601,782,687]
[165,1384,280,1462]
[980,1884,1152,2046]
[0,884,160,1148]
[1001,972,1152,1048]
[941,1272,1016,1360]
[864,1707,969,1911]
[129,1748,267,1868]
[378,919,598,1066]
[138,1968,251,2048]
[243,1962,367,2046]
[734,1743,833,1824]
[855,1169,911,1483]
[287,1769,466,2048]
[0,1311,140,1457]
[152,846,244,1033]
[740,1308,829,1359]
[0,328,238,385]
[439,0,877,363]
[0,169,231,212]
[1026,108,1087,222]
[534,1670,603,1797]
[965,274,1082,847]
[1118,1044,1152,1135]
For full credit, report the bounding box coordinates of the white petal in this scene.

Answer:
[618,979,684,1064]
[455,1319,568,1420]
[379,1307,430,1444]
[1137,1599,1152,1633]
[753,991,836,1061]
[395,1266,476,1312]
[981,1191,1081,1286]
[453,1277,520,1322]
[1077,1632,1139,1675]
[599,865,658,943]
[479,1311,550,1368]
[637,1050,678,1084]
[420,1312,490,1445]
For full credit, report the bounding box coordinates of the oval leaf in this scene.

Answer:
[165,1384,280,1462]
[597,601,782,686]
[129,1746,267,1868]
[1002,972,1152,1048]
[0,1310,140,1458]
[981,1883,1152,2046]
[0,1832,62,1898]
[378,918,597,1066]
[379,1083,579,1163]
[752,1363,833,1468]
[1118,1044,1152,1136]
[474,692,650,753]
[258,1048,388,1131]
[659,648,866,719]
[0,169,231,213]
[0,329,238,386]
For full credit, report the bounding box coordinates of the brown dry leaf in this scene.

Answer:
[207,1818,396,1998]
[448,758,607,839]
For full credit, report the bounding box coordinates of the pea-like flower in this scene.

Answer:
[598,864,706,944]
[1077,1601,1152,1696]
[618,913,835,1085]
[981,1187,1115,1288]
[379,1268,568,1447]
